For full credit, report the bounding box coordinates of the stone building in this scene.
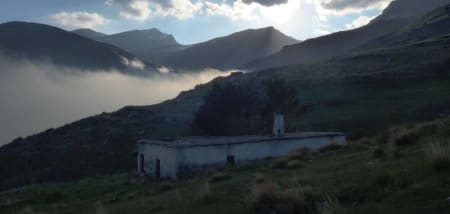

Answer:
[136,115,346,178]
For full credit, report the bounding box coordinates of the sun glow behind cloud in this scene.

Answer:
[41,0,394,43]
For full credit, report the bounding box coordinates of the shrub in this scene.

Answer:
[319,143,343,153]
[391,128,419,146]
[373,147,386,159]
[159,182,174,192]
[320,195,342,214]
[253,173,266,184]
[209,172,232,183]
[198,181,214,205]
[251,181,309,214]
[289,148,312,161]
[425,141,450,173]
[286,160,304,169]
[271,157,290,169]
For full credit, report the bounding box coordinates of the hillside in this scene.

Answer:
[74,28,187,65]
[1,118,449,213]
[1,3,450,191]
[246,0,450,71]
[359,4,450,50]
[72,28,106,39]
[161,27,299,70]
[0,22,155,72]
[1,31,449,190]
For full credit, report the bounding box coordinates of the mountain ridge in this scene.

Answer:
[246,0,450,71]
[0,21,155,72]
[73,27,187,65]
[161,26,299,70]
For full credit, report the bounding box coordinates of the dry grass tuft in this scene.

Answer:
[390,127,419,146]
[320,195,342,214]
[208,171,232,183]
[251,180,308,214]
[425,141,450,173]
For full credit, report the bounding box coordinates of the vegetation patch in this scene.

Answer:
[426,141,450,173]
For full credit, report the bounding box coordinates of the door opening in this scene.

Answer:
[139,154,144,173]
[155,159,161,178]
[227,155,235,166]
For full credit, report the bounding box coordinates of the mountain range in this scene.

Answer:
[160,27,298,70]
[73,26,298,70]
[0,22,156,73]
[246,0,450,71]
[1,0,450,190]
[73,28,187,65]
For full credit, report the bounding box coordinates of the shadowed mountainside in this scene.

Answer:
[246,0,450,71]
[161,27,298,70]
[0,22,155,72]
[1,4,450,190]
[73,28,187,65]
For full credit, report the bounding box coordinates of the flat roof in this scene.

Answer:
[137,132,345,148]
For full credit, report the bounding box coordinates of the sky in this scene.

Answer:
[0,0,393,44]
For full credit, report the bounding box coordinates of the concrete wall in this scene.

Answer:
[137,144,177,178]
[175,135,346,176]
[138,135,346,178]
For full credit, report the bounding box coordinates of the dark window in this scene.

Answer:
[227,155,235,166]
[155,159,161,178]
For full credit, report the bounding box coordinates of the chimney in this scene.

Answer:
[273,113,285,137]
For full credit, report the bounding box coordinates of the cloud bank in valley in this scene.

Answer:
[0,56,231,146]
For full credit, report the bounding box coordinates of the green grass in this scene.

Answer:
[1,118,450,214]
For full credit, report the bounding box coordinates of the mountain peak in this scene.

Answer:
[72,28,106,39]
[373,0,450,23]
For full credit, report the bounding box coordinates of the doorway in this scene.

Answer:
[227,155,235,166]
[139,154,144,173]
[155,159,161,178]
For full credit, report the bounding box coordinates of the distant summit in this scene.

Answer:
[74,28,186,64]
[72,28,106,39]
[161,26,299,70]
[247,0,450,71]
[0,22,154,72]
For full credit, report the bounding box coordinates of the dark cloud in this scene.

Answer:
[149,0,173,8]
[242,0,288,6]
[320,0,390,11]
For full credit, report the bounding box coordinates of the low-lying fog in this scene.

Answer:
[0,56,232,146]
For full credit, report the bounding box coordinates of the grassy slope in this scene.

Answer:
[1,36,450,191]
[1,118,450,213]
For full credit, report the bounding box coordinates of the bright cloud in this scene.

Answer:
[105,0,152,21]
[106,0,203,20]
[153,0,204,20]
[345,15,375,29]
[50,12,109,28]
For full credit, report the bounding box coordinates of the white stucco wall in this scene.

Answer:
[137,143,177,178]
[138,135,346,178]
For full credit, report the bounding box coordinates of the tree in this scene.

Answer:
[191,78,301,136]
[192,82,261,136]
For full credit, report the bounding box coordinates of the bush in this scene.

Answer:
[289,148,313,161]
[391,128,419,146]
[425,141,450,173]
[319,143,344,153]
[253,173,266,184]
[209,172,232,183]
[286,160,304,169]
[160,182,174,192]
[251,182,308,214]
[320,195,342,214]
[271,158,290,169]
[373,147,386,159]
